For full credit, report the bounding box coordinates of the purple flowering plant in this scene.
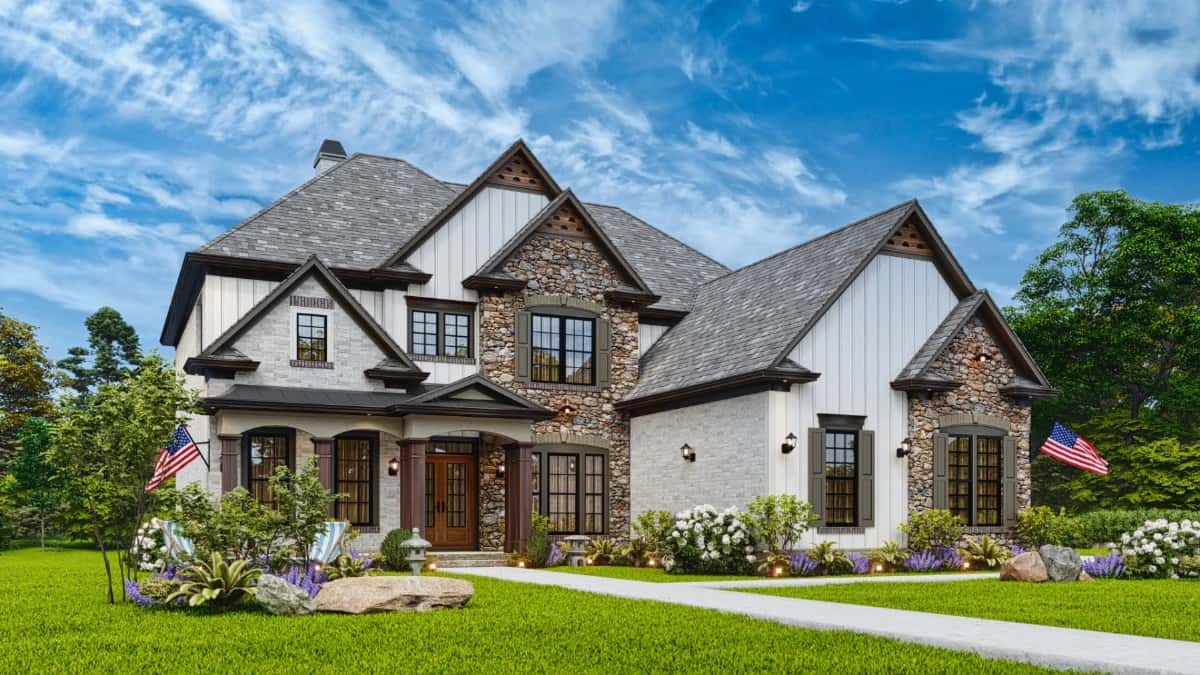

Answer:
[847,552,870,574]
[903,549,942,572]
[789,551,819,576]
[546,543,566,567]
[1082,550,1127,579]
[283,563,328,598]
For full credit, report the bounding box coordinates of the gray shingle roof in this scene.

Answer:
[895,291,986,382]
[206,385,409,411]
[627,201,918,401]
[195,154,726,313]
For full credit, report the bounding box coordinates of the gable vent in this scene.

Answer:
[882,219,932,257]
[537,203,591,238]
[487,152,546,192]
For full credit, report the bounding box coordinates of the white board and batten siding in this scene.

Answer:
[770,252,959,548]
[638,322,672,357]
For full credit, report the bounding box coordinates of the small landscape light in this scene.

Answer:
[387,456,400,476]
[874,564,884,573]
[680,443,696,462]
[648,559,656,567]
[518,560,526,568]
[428,562,438,572]
[781,432,797,454]
[961,561,970,570]
[773,566,783,577]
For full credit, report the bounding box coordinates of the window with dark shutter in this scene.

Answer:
[516,303,612,388]
[934,426,1014,526]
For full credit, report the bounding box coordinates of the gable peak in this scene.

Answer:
[486,145,553,193]
[882,215,934,257]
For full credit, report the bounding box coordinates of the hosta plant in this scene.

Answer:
[1119,519,1200,578]
[166,554,260,609]
[325,552,372,580]
[960,535,1010,570]
[806,541,852,575]
[1178,554,1200,578]
[869,540,906,572]
[664,504,755,575]
[586,537,622,565]
[758,550,793,577]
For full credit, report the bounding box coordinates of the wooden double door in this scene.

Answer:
[425,454,476,549]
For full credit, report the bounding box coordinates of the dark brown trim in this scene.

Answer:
[462,274,527,291]
[1000,383,1060,399]
[182,356,260,377]
[387,403,556,420]
[603,289,661,308]
[817,413,867,430]
[381,139,562,269]
[404,296,478,312]
[617,367,821,416]
[891,377,963,393]
[637,307,688,323]
[363,368,431,385]
[204,397,391,416]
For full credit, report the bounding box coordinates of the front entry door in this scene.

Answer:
[425,455,476,549]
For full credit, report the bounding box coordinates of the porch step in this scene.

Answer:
[431,551,509,568]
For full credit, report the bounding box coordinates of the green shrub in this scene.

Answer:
[900,509,963,552]
[960,535,1010,569]
[745,494,818,556]
[166,554,260,609]
[527,514,553,568]
[586,537,622,565]
[325,553,369,580]
[1074,509,1200,547]
[138,577,182,601]
[806,541,852,575]
[1179,555,1200,578]
[380,528,413,570]
[628,510,673,565]
[869,540,906,571]
[1014,506,1078,548]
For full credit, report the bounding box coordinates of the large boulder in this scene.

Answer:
[1039,545,1083,582]
[315,576,474,614]
[256,574,316,616]
[1000,551,1048,582]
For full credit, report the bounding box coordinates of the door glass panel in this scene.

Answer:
[425,462,436,529]
[447,462,466,528]
[548,454,577,532]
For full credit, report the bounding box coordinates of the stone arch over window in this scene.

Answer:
[515,295,611,388]
[932,414,1016,528]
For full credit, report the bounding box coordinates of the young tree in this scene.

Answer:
[0,308,54,468]
[56,307,142,397]
[50,354,198,603]
[11,417,61,548]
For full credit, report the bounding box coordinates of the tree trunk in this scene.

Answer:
[39,517,45,550]
[94,524,114,605]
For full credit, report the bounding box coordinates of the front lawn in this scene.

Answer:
[0,548,1059,673]
[545,564,757,583]
[741,578,1200,642]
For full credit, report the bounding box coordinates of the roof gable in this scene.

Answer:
[381,139,561,269]
[188,256,424,379]
[464,189,657,298]
[394,375,554,419]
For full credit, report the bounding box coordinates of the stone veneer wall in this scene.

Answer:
[478,443,507,550]
[907,317,1033,528]
[479,232,639,545]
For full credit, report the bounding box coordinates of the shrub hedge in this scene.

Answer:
[1073,509,1200,547]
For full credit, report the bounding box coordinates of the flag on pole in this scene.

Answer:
[146,425,201,492]
[1039,421,1108,476]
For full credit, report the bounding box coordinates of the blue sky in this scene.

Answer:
[2,1,1198,362]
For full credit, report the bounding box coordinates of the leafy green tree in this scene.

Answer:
[49,354,198,603]
[0,308,54,468]
[10,418,62,548]
[56,307,141,397]
[1009,191,1200,508]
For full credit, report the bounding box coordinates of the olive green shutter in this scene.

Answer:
[595,317,611,388]
[857,430,875,528]
[1002,436,1018,526]
[808,428,826,527]
[932,432,949,510]
[515,310,531,381]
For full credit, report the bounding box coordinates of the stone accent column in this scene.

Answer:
[506,442,533,552]
[313,437,334,515]
[218,434,241,494]
[400,440,426,532]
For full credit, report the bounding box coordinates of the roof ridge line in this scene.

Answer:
[587,203,731,274]
[698,199,917,288]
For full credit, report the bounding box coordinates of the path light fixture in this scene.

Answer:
[781,432,797,454]
[403,528,431,576]
[896,437,912,459]
[680,443,696,462]
[387,456,401,476]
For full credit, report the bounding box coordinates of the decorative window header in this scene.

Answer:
[289,295,334,309]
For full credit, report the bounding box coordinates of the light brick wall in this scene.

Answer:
[230,277,387,391]
[630,391,769,517]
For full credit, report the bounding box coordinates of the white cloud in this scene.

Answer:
[791,1,812,12]
[761,149,847,208]
[684,121,740,158]
[579,83,653,135]
[66,213,143,238]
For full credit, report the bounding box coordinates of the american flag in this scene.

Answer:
[1040,421,1108,476]
[146,425,201,492]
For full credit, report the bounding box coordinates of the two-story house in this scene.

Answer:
[162,139,1055,554]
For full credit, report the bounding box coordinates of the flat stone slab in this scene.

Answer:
[315,576,474,614]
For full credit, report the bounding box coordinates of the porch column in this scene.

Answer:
[400,440,426,532]
[506,442,533,552]
[218,434,241,494]
[313,437,334,515]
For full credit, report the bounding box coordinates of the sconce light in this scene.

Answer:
[559,404,576,417]
[781,432,797,454]
[975,353,990,364]
[497,463,506,477]
[680,443,696,462]
[895,437,912,459]
[387,456,401,476]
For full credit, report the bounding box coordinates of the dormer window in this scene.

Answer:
[296,313,327,362]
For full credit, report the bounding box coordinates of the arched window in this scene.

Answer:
[242,428,294,508]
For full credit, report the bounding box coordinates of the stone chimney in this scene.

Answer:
[313,139,347,175]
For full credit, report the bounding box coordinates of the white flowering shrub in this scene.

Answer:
[130,519,169,573]
[1119,519,1200,578]
[663,505,756,574]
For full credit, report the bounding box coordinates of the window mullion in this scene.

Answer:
[969,435,977,527]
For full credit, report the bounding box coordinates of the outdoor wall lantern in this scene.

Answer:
[896,437,913,459]
[387,456,401,476]
[497,463,506,477]
[780,432,797,454]
[680,443,696,462]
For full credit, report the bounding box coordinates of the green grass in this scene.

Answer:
[0,548,1061,673]
[741,578,1200,642]
[544,564,757,583]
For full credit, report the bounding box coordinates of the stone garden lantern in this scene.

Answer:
[564,534,590,567]
[403,528,432,576]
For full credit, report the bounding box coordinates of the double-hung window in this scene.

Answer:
[296,313,327,362]
[529,449,606,534]
[531,314,595,385]
[409,304,473,359]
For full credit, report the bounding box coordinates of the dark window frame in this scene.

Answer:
[529,447,607,535]
[242,428,294,509]
[823,429,858,527]
[531,313,595,385]
[407,301,475,359]
[333,432,378,527]
[946,431,1004,527]
[410,309,440,357]
[296,313,328,362]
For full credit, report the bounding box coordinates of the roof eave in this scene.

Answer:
[462,274,528,292]
[182,356,260,377]
[363,368,431,385]
[616,367,821,416]
[1000,384,1060,400]
[890,377,963,393]
[386,402,555,420]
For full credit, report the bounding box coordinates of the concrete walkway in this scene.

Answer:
[456,567,1200,674]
